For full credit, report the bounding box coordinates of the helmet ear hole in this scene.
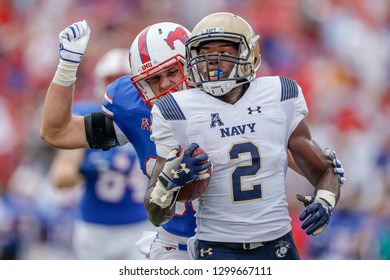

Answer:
[253,57,259,70]
[240,64,251,76]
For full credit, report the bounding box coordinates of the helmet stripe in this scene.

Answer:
[138,27,151,64]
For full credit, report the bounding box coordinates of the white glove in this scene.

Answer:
[52,20,91,86]
[325,148,345,185]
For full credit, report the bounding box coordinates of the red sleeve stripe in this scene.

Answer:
[101,105,113,117]
[104,92,113,104]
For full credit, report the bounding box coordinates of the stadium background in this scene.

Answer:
[0,0,389,259]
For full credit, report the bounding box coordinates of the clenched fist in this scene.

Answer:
[53,20,91,86]
[58,20,91,64]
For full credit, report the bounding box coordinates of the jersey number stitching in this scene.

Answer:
[229,141,262,203]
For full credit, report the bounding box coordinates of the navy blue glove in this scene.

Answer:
[158,143,211,191]
[297,191,335,236]
[296,149,341,236]
[150,143,211,208]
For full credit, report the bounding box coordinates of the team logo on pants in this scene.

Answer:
[275,240,290,258]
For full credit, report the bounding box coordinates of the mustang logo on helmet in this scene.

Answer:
[164,27,189,50]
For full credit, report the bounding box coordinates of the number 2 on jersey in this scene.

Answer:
[229,141,262,202]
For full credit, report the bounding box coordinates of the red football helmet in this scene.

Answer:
[129,22,190,107]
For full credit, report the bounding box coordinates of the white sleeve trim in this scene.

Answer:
[156,143,179,158]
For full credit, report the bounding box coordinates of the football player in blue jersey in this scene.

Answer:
[49,48,152,259]
[41,20,206,260]
[147,12,344,260]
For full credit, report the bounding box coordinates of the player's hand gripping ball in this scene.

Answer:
[176,146,212,202]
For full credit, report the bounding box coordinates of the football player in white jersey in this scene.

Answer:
[147,12,343,260]
[128,21,344,260]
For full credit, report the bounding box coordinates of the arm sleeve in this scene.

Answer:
[84,112,121,151]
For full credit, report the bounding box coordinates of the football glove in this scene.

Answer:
[297,190,335,236]
[150,143,211,208]
[325,148,345,185]
[53,20,91,86]
[296,149,343,236]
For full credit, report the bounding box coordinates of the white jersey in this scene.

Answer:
[151,76,308,243]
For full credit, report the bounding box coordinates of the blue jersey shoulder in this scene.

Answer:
[102,75,145,117]
[101,75,156,177]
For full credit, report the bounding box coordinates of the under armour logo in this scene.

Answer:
[170,164,190,178]
[200,248,213,257]
[247,106,262,114]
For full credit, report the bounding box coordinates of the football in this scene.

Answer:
[176,146,212,202]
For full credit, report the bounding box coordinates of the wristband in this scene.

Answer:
[316,189,336,208]
[149,180,176,208]
[52,59,79,86]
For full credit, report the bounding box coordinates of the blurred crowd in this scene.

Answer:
[0,0,389,260]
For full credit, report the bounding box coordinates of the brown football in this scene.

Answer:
[176,146,212,202]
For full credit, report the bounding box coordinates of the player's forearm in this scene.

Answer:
[312,167,341,203]
[40,83,88,149]
[293,144,341,204]
[52,168,83,188]
[51,149,84,188]
[144,187,175,226]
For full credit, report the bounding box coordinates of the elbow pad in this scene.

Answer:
[84,112,119,151]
